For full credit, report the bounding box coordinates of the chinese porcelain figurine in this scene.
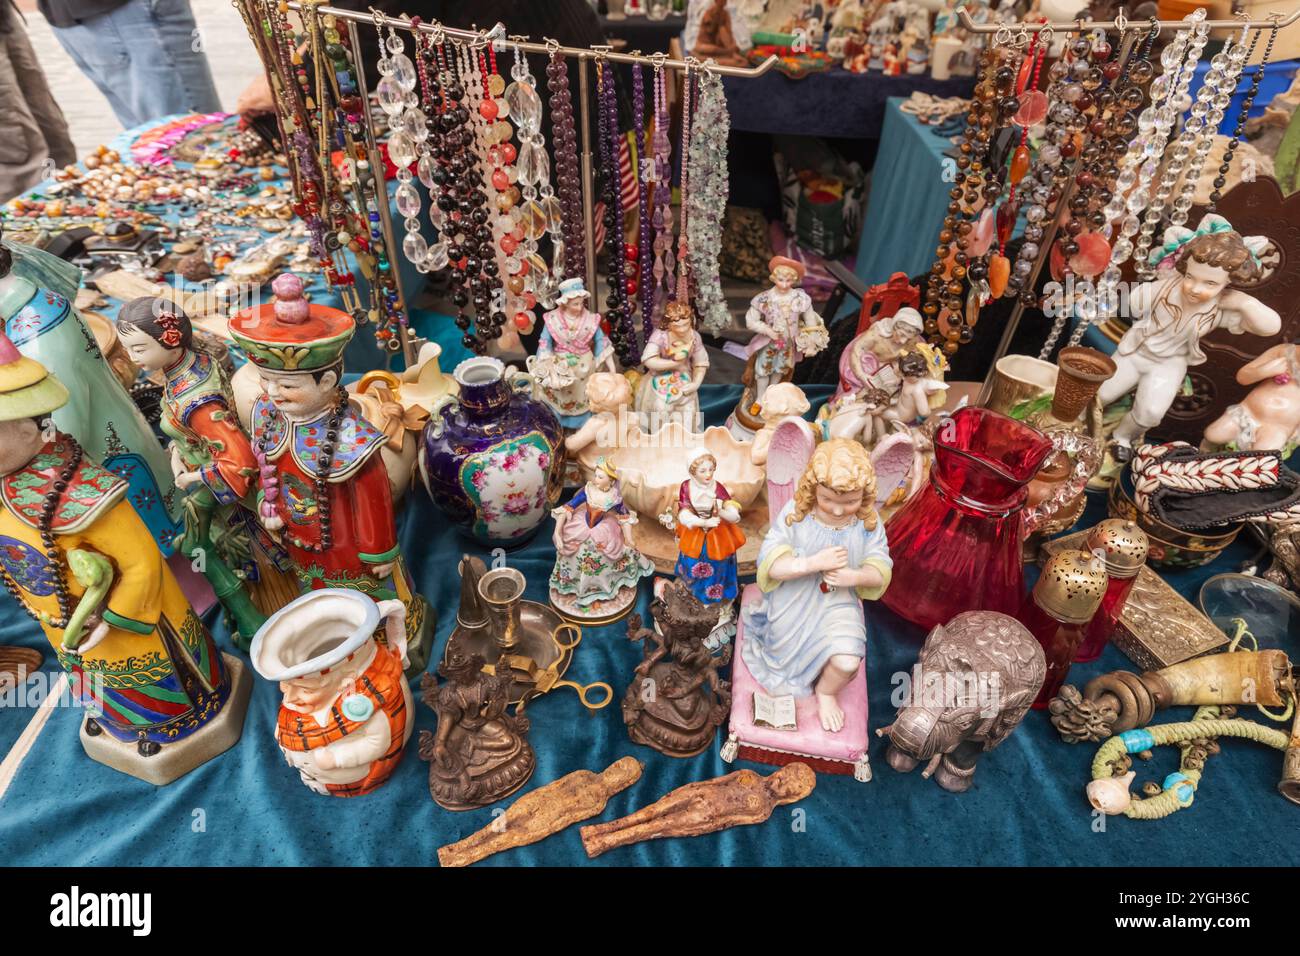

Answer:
[743,438,891,732]
[0,333,248,784]
[1204,343,1300,455]
[669,447,746,606]
[527,277,616,430]
[230,273,433,673]
[1098,217,1282,458]
[419,652,537,811]
[879,609,1044,792]
[637,300,708,432]
[742,257,828,412]
[623,577,732,757]
[117,298,296,648]
[250,589,412,797]
[549,456,653,623]
[0,232,180,552]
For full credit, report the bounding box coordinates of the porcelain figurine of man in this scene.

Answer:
[743,256,828,410]
[230,274,433,673]
[1098,218,1281,459]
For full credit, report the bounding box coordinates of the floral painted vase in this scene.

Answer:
[420,356,564,547]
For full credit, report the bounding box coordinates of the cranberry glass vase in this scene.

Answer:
[882,406,1054,631]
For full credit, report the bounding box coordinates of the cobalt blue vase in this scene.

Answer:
[420,355,565,548]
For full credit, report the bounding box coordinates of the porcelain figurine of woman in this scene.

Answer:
[743,257,828,409]
[419,652,536,811]
[117,298,295,647]
[669,448,746,606]
[742,439,892,732]
[229,273,433,673]
[0,230,180,552]
[638,300,708,432]
[1098,217,1282,459]
[549,456,654,623]
[528,277,616,430]
[0,333,248,784]
[834,307,925,402]
[1203,342,1300,456]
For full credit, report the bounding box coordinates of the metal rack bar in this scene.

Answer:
[956,6,1299,33]
[284,1,779,76]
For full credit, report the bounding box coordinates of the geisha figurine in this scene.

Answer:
[1098,216,1282,460]
[527,277,616,429]
[117,298,296,648]
[667,448,746,610]
[742,439,892,732]
[742,257,828,413]
[229,273,433,674]
[0,229,180,552]
[549,456,654,623]
[637,300,708,432]
[0,333,248,783]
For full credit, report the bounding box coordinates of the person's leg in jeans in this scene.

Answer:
[50,0,220,129]
[0,27,77,200]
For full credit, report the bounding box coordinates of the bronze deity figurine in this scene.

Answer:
[622,578,732,758]
[419,652,536,810]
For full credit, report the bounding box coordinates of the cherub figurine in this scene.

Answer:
[1203,342,1300,456]
[637,300,708,432]
[527,277,616,430]
[564,372,636,458]
[622,577,733,757]
[742,256,828,411]
[751,382,811,466]
[549,455,653,622]
[667,447,746,607]
[880,350,947,439]
[742,439,892,732]
[419,653,536,811]
[1098,216,1282,459]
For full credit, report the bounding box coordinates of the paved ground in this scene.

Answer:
[17,0,258,156]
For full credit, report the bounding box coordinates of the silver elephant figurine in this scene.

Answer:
[877,610,1045,792]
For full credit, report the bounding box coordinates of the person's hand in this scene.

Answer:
[822,567,857,589]
[168,443,187,481]
[65,619,110,655]
[235,73,274,115]
[810,546,848,573]
[261,512,285,533]
[680,381,699,395]
[312,748,337,771]
[702,516,721,529]
[175,470,203,491]
[369,562,394,579]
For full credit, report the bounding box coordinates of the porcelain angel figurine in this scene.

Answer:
[1098,216,1282,459]
[638,300,708,432]
[743,256,828,410]
[564,371,636,459]
[527,277,616,430]
[742,438,892,732]
[666,447,746,607]
[549,456,654,623]
[1203,342,1300,456]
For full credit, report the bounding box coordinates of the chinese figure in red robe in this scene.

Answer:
[230,274,433,673]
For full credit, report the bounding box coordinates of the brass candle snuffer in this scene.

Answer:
[447,555,613,712]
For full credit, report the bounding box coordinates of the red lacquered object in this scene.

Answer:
[882,406,1054,631]
[1073,519,1149,663]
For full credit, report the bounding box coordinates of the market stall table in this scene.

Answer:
[0,382,1295,867]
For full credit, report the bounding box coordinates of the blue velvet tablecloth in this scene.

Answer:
[1,380,1296,868]
[722,68,974,139]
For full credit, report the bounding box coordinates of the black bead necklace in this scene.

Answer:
[1208,24,1277,211]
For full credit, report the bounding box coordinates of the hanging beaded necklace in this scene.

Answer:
[674,63,694,305]
[633,61,654,342]
[685,63,731,334]
[256,386,349,554]
[596,54,634,365]
[1209,22,1279,211]
[650,54,675,318]
[504,41,553,322]
[0,433,81,630]
[546,47,587,281]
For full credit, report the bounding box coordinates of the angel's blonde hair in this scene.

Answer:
[585,371,632,414]
[788,438,878,530]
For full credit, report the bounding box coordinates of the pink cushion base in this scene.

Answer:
[728,584,868,765]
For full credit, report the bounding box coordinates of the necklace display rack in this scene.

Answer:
[249,1,779,363]
[958,6,1300,406]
